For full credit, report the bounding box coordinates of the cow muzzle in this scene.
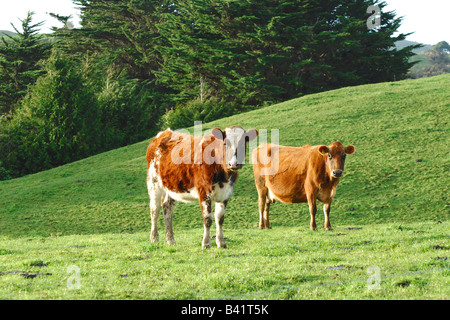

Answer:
[332,170,343,178]
[228,163,243,171]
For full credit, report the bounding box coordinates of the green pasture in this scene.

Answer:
[1,74,449,299]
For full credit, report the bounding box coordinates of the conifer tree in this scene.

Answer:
[66,0,167,81]
[0,11,51,114]
[156,0,420,105]
[0,51,102,177]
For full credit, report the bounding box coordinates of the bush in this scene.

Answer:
[97,76,162,148]
[0,52,166,179]
[0,161,11,180]
[0,114,50,178]
[23,52,102,165]
[163,98,235,130]
[0,52,102,178]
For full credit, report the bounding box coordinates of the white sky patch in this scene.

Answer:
[0,1,448,45]
[383,0,450,44]
[0,0,81,33]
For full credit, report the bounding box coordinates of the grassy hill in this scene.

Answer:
[0,74,448,300]
[1,73,448,238]
[395,39,431,54]
[0,30,15,37]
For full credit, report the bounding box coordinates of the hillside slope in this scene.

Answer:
[1,74,449,238]
[0,30,16,37]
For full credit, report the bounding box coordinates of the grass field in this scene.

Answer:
[0,74,449,300]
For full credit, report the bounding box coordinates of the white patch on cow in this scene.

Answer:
[165,187,199,203]
[147,147,165,214]
[224,127,245,167]
[147,161,159,190]
[323,204,328,216]
[211,181,235,202]
[154,149,161,166]
[225,127,245,141]
[201,200,210,214]
[147,146,163,188]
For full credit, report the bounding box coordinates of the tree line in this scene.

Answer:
[0,0,419,180]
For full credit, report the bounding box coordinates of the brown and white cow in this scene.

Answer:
[252,141,355,231]
[146,126,258,248]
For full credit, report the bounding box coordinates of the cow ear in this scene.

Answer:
[345,145,355,154]
[212,128,225,140]
[245,129,258,142]
[318,145,329,155]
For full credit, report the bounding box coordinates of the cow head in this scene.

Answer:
[212,126,258,171]
[318,142,355,178]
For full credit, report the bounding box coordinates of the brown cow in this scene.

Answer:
[146,126,258,248]
[252,141,355,230]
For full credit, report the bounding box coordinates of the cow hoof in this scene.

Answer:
[166,239,176,245]
[216,238,227,248]
[202,236,211,249]
[150,237,159,243]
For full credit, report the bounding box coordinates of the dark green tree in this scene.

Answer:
[156,0,266,106]
[63,0,168,81]
[50,0,167,152]
[0,11,51,114]
[55,0,172,124]
[156,0,420,106]
[0,51,102,177]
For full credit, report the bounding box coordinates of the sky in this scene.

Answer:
[0,0,82,32]
[383,0,450,44]
[0,0,449,45]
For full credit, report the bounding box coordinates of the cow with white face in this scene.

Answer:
[146,126,258,248]
[223,126,249,170]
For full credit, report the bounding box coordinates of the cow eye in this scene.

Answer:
[328,154,332,159]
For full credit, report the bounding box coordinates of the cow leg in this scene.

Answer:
[215,201,227,248]
[200,197,212,249]
[257,187,270,229]
[148,185,163,243]
[307,193,317,231]
[263,198,271,229]
[162,195,177,245]
[323,202,332,231]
